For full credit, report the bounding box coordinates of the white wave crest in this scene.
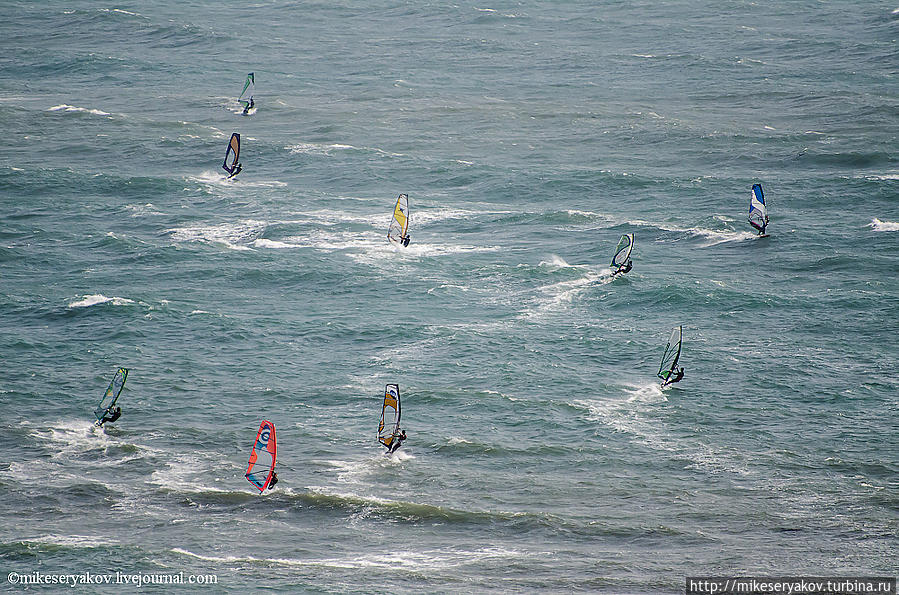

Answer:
[285,142,403,158]
[68,294,134,308]
[868,218,899,232]
[48,104,111,116]
[165,220,266,250]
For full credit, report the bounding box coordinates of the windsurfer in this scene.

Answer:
[97,406,122,426]
[388,429,407,453]
[401,235,410,247]
[665,367,685,385]
[267,472,278,490]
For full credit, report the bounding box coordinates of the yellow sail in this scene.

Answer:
[387,194,409,244]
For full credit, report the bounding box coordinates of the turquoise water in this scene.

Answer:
[1,1,897,592]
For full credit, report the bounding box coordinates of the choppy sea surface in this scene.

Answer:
[1,1,897,592]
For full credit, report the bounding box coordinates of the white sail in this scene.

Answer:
[611,233,634,271]
[657,326,682,381]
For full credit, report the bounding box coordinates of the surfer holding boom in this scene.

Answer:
[97,406,122,426]
[388,429,407,454]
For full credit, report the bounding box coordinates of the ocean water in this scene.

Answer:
[1,1,897,592]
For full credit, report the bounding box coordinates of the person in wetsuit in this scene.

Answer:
[388,429,407,454]
[97,406,122,426]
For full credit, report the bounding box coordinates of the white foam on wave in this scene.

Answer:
[858,173,899,181]
[410,207,483,226]
[165,220,266,251]
[626,218,757,247]
[327,451,414,485]
[538,255,580,269]
[242,179,287,188]
[285,142,403,158]
[574,386,750,475]
[48,104,112,117]
[185,170,286,188]
[273,229,498,263]
[573,387,672,452]
[148,450,231,492]
[125,203,163,217]
[520,269,611,319]
[348,238,499,264]
[30,534,120,548]
[298,208,384,227]
[251,238,301,249]
[98,7,143,17]
[296,205,491,230]
[426,283,470,295]
[68,294,135,308]
[171,544,524,571]
[868,218,899,231]
[37,419,110,452]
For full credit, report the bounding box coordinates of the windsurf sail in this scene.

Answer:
[387,194,410,244]
[749,183,768,233]
[657,326,683,381]
[238,73,255,112]
[93,368,128,423]
[245,420,277,492]
[611,233,635,272]
[222,133,241,178]
[378,384,401,448]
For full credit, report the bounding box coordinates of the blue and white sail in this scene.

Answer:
[749,183,768,234]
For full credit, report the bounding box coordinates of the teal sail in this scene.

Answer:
[238,73,255,114]
[657,326,682,384]
[94,368,128,423]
